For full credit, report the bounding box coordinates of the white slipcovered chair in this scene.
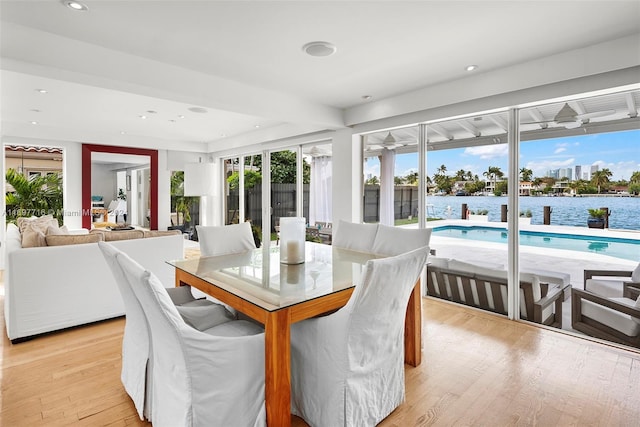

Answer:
[332,220,379,253]
[371,223,432,256]
[290,246,429,426]
[105,242,266,427]
[196,222,256,257]
[107,199,127,223]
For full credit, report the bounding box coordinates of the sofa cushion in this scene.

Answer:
[582,298,640,336]
[103,230,145,241]
[21,227,47,248]
[46,233,104,246]
[585,278,627,298]
[632,263,640,283]
[143,230,181,238]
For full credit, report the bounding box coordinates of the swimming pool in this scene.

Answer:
[431,225,640,261]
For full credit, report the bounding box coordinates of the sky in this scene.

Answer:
[364,129,640,182]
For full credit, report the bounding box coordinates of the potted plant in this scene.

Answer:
[587,208,606,229]
[519,209,532,225]
[468,209,489,222]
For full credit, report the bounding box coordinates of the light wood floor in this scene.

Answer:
[2,291,639,426]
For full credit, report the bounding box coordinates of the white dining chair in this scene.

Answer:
[99,242,249,423]
[196,222,256,257]
[107,242,266,427]
[332,220,379,253]
[290,246,429,427]
[371,223,432,257]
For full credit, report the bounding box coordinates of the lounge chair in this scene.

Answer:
[584,263,640,298]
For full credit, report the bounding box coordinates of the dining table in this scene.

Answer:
[168,242,423,427]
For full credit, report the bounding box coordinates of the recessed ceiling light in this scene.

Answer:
[254,125,260,128]
[168,119,176,123]
[178,115,185,119]
[139,115,147,119]
[220,133,226,137]
[36,89,48,94]
[188,107,208,113]
[146,110,157,114]
[361,95,372,101]
[465,64,478,72]
[302,41,337,57]
[120,131,126,135]
[30,109,41,113]
[30,121,38,125]
[63,1,88,11]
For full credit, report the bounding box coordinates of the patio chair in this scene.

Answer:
[572,284,640,348]
[290,246,429,426]
[105,242,266,426]
[584,263,640,298]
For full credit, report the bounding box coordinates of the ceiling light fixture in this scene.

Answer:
[188,107,208,113]
[30,121,38,125]
[178,115,185,119]
[302,41,337,57]
[465,64,478,72]
[36,89,48,94]
[146,110,157,114]
[30,109,41,113]
[63,1,88,11]
[362,95,372,101]
[139,115,147,119]
[254,125,260,128]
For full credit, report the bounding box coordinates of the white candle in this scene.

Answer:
[286,240,302,263]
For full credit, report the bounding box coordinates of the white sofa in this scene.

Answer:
[4,223,184,342]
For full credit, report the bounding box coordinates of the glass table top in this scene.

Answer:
[168,242,379,312]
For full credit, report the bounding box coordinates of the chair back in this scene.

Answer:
[371,224,431,256]
[196,222,256,257]
[332,220,379,253]
[98,241,150,420]
[345,246,428,369]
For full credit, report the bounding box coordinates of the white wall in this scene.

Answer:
[90,163,117,206]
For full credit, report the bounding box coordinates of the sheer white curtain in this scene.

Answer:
[309,155,332,225]
[379,149,395,226]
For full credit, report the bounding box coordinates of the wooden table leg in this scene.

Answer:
[265,309,291,427]
[404,279,422,367]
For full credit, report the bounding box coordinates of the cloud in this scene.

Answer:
[463,144,508,159]
[554,147,566,154]
[592,160,640,181]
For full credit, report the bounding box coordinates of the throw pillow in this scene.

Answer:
[21,227,47,248]
[46,225,69,236]
[17,215,57,234]
[176,304,235,331]
[45,233,104,246]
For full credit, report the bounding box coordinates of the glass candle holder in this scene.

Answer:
[280,217,306,264]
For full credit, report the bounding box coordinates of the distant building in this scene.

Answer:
[575,165,592,180]
[546,169,560,179]
[559,168,572,180]
[590,164,599,176]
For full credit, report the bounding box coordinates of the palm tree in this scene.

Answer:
[5,168,63,225]
[405,172,418,185]
[520,167,533,182]
[455,169,466,181]
[591,168,612,193]
[483,166,503,194]
[630,170,640,184]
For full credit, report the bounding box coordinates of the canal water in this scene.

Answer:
[426,195,640,230]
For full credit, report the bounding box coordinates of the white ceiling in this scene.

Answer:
[1,1,639,153]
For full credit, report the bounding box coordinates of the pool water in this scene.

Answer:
[432,225,640,261]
